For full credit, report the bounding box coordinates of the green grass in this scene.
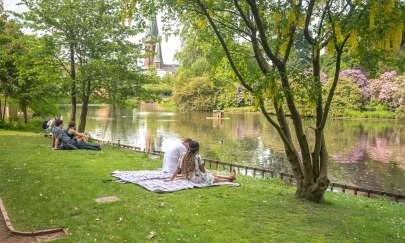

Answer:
[224,106,259,112]
[0,130,404,242]
[343,110,396,119]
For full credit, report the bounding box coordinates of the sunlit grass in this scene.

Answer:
[343,110,396,119]
[0,130,403,242]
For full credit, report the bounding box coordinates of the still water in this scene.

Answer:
[61,104,405,194]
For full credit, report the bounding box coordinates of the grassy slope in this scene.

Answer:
[0,130,403,242]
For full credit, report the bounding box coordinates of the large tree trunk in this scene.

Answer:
[295,175,330,203]
[70,43,77,122]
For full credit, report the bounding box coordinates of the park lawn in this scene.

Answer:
[0,130,403,242]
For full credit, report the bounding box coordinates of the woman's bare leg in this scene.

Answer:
[213,169,236,182]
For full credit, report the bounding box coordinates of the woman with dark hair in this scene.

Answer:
[169,141,236,183]
[65,121,89,143]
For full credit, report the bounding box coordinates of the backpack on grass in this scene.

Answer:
[42,119,49,129]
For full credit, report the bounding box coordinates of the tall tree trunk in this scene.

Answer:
[78,95,89,133]
[70,43,77,122]
[78,79,91,132]
[3,96,7,120]
[0,97,2,120]
[22,105,28,124]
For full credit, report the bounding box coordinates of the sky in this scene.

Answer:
[2,0,181,64]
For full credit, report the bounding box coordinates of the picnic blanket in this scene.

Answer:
[110,170,238,193]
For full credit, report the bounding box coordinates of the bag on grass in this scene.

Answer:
[42,119,49,129]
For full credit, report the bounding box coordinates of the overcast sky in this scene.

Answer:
[3,0,181,64]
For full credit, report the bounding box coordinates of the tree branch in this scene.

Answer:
[195,0,254,93]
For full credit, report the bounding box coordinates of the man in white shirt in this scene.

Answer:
[162,138,192,174]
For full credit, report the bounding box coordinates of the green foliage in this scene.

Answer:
[325,78,363,117]
[0,120,26,130]
[172,75,214,111]
[0,117,44,132]
[395,105,405,120]
[0,17,63,120]
[18,0,153,130]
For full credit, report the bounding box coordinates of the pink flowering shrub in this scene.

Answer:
[340,69,368,87]
[368,71,404,109]
[378,81,394,105]
[339,69,369,100]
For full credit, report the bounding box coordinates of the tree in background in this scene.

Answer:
[19,0,152,131]
[174,22,254,110]
[0,15,62,123]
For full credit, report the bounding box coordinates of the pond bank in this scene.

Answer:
[0,130,403,242]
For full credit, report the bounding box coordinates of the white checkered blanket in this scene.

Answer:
[110,170,238,193]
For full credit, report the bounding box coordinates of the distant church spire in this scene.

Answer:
[143,16,163,69]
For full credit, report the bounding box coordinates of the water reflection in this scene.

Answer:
[60,104,405,194]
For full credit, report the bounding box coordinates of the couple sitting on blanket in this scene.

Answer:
[165,139,236,184]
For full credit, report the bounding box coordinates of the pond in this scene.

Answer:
[60,104,405,195]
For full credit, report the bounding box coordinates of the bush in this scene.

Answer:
[172,75,215,111]
[324,77,363,117]
[27,117,47,132]
[0,120,26,130]
[0,117,45,132]
[396,105,405,120]
[339,69,369,100]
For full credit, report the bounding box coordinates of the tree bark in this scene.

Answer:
[3,96,7,120]
[70,43,77,122]
[78,79,91,132]
[0,97,2,120]
[78,95,88,133]
[22,105,28,124]
[295,175,330,203]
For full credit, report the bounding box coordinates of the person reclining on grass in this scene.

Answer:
[168,140,236,184]
[53,120,101,151]
[65,121,89,143]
